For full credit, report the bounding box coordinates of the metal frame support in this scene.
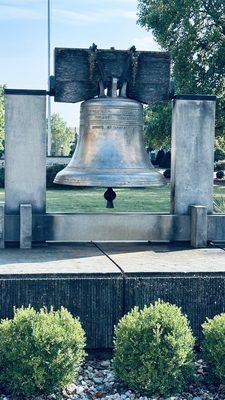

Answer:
[190,205,208,248]
[0,202,5,249]
[20,204,32,249]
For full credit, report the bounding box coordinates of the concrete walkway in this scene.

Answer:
[0,242,225,276]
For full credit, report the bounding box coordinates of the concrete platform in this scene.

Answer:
[98,242,225,274]
[1,242,225,275]
[0,242,225,348]
[0,243,119,276]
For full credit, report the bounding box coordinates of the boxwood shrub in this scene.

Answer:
[0,167,4,188]
[0,306,86,397]
[46,164,67,188]
[113,300,196,397]
[216,170,224,179]
[163,168,171,179]
[215,160,225,171]
[202,313,225,384]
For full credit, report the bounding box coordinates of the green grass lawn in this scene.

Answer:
[0,185,225,212]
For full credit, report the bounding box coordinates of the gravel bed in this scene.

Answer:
[0,359,224,400]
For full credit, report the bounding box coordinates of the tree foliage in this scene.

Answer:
[50,113,76,156]
[138,0,225,147]
[144,103,172,149]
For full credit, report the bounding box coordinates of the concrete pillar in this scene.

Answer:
[0,202,5,248]
[4,89,46,215]
[20,204,32,249]
[171,95,216,215]
[190,205,207,248]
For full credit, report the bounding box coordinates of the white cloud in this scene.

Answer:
[0,4,40,20]
[53,7,137,24]
[133,35,161,51]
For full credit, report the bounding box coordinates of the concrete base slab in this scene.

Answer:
[99,242,225,274]
[0,243,119,276]
[0,242,225,347]
[1,242,225,275]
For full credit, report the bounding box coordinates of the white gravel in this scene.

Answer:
[0,359,224,400]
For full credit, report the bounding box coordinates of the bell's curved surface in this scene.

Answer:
[54,97,166,187]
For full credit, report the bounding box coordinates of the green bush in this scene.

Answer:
[0,166,4,188]
[216,170,224,179]
[46,164,66,188]
[202,313,225,384]
[215,149,225,162]
[163,168,171,179]
[113,300,195,397]
[160,151,171,169]
[0,306,86,397]
[215,160,225,171]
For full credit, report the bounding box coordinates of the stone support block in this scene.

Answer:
[4,90,46,215]
[20,204,32,249]
[190,205,207,248]
[171,95,216,215]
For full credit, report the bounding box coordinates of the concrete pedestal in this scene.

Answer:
[4,90,46,215]
[171,95,216,215]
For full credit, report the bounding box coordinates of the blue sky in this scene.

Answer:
[0,0,160,127]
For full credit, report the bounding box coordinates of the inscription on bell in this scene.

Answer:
[81,109,142,118]
[91,125,141,130]
[80,106,143,127]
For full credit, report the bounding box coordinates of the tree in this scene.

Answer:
[138,0,225,146]
[144,103,172,149]
[0,86,4,154]
[50,113,76,156]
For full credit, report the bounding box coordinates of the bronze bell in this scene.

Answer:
[54,80,165,191]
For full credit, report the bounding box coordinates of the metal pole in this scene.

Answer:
[47,0,51,156]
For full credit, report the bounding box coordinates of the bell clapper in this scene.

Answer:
[104,187,117,209]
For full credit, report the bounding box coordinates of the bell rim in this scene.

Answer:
[54,168,166,187]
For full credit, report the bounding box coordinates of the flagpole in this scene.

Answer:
[47,0,51,156]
